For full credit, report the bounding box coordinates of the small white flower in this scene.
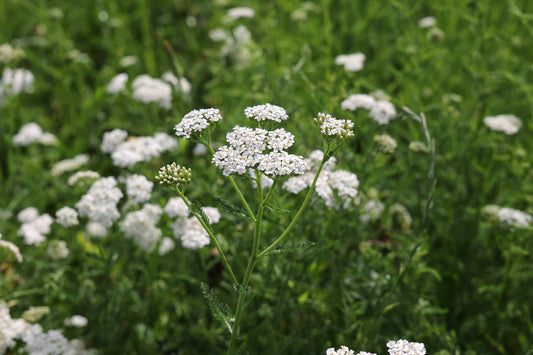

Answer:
[497,207,532,227]
[369,100,396,125]
[360,199,385,223]
[18,207,40,223]
[172,217,210,249]
[418,16,436,28]
[202,207,221,224]
[227,7,255,20]
[386,339,426,355]
[483,114,522,135]
[244,103,288,122]
[341,94,376,111]
[106,73,128,94]
[55,207,79,227]
[1,68,34,99]
[51,154,90,176]
[175,108,223,139]
[86,222,108,238]
[326,345,356,355]
[46,240,70,259]
[125,174,153,204]
[315,112,354,138]
[64,315,88,327]
[374,134,398,153]
[132,74,172,108]
[119,55,138,67]
[165,197,190,218]
[161,71,192,94]
[12,123,43,146]
[335,53,365,72]
[68,170,100,186]
[158,237,175,255]
[101,129,128,153]
[75,177,123,228]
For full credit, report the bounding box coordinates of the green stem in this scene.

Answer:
[203,142,256,222]
[175,188,239,286]
[258,158,327,257]
[227,172,264,354]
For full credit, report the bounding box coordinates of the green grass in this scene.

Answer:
[1,0,532,354]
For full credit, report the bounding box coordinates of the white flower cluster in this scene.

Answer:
[360,198,385,223]
[171,206,221,249]
[483,114,522,135]
[0,43,25,64]
[17,207,53,246]
[315,112,354,139]
[386,339,426,355]
[106,73,128,94]
[341,94,397,125]
[131,74,172,108]
[51,154,90,176]
[335,52,365,72]
[0,68,34,101]
[0,235,23,263]
[213,124,306,177]
[68,170,100,186]
[418,16,437,28]
[64,315,88,328]
[46,240,70,259]
[497,207,532,227]
[125,174,153,204]
[101,129,178,167]
[12,122,58,146]
[244,103,289,122]
[374,134,398,153]
[75,177,123,229]
[175,108,223,139]
[161,71,192,94]
[120,204,163,252]
[0,303,95,355]
[283,150,359,208]
[165,197,190,218]
[326,346,376,355]
[55,206,79,227]
[158,237,176,255]
[227,7,255,20]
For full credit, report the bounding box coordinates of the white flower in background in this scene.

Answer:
[68,170,101,186]
[158,237,175,255]
[360,199,385,223]
[175,108,223,139]
[120,204,162,252]
[75,177,123,228]
[101,129,128,153]
[64,315,88,328]
[258,151,307,177]
[418,16,436,28]
[55,207,79,227]
[193,143,208,156]
[46,240,70,259]
[227,7,255,20]
[51,154,90,176]
[17,209,53,246]
[0,68,34,100]
[161,71,192,94]
[0,43,25,64]
[244,103,288,122]
[408,141,429,153]
[0,302,31,353]
[119,55,138,67]
[386,339,426,355]
[21,306,50,323]
[328,170,360,208]
[483,114,522,135]
[335,52,365,72]
[86,222,108,238]
[202,207,221,224]
[497,207,532,227]
[369,100,396,125]
[209,28,228,42]
[21,323,96,355]
[0,237,23,263]
[109,134,177,168]
[165,197,190,218]
[12,122,57,146]
[249,168,274,189]
[173,217,210,249]
[131,74,172,108]
[374,134,398,153]
[106,73,128,94]
[125,174,153,204]
[341,94,376,111]
[326,345,355,355]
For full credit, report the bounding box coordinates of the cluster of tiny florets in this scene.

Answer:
[75,177,123,229]
[314,112,354,139]
[341,93,397,125]
[483,114,522,135]
[244,103,288,122]
[386,339,426,355]
[156,162,192,187]
[17,207,53,246]
[174,108,223,139]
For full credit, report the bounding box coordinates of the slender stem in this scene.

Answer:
[227,172,264,354]
[175,188,239,286]
[203,141,256,222]
[258,158,327,257]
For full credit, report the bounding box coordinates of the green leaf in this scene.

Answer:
[262,241,316,256]
[215,197,248,218]
[200,283,233,334]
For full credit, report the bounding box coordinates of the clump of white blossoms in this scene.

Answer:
[326,346,376,355]
[0,67,34,101]
[360,198,385,223]
[164,197,190,218]
[174,108,223,139]
[17,207,53,246]
[125,174,154,204]
[68,170,100,186]
[497,207,532,228]
[75,176,123,229]
[374,134,398,153]
[0,43,25,64]
[483,114,522,135]
[171,207,221,249]
[46,240,70,259]
[245,103,289,122]
[51,154,89,176]
[418,16,437,28]
[101,130,178,167]
[131,74,172,108]
[387,339,426,355]
[315,112,354,139]
[283,150,359,208]
[161,71,192,94]
[335,52,366,72]
[120,203,163,252]
[64,315,88,328]
[227,7,255,20]
[12,122,58,146]
[55,207,79,227]
[0,233,23,263]
[106,72,128,94]
[341,93,397,125]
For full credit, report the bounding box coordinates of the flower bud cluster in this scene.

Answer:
[314,112,354,139]
[156,162,192,187]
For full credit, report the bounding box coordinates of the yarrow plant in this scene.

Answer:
[161,103,355,353]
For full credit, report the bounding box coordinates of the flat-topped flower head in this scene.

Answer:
[315,112,354,139]
[483,114,522,135]
[386,339,426,355]
[258,151,307,177]
[244,103,288,122]
[156,162,192,188]
[175,108,223,139]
